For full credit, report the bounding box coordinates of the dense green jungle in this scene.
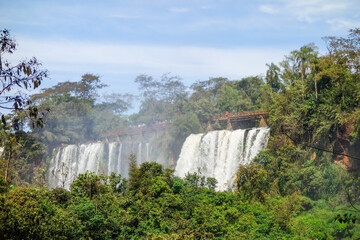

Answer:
[1,28,360,239]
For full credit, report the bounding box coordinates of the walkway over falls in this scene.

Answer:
[211,110,268,130]
[212,110,268,122]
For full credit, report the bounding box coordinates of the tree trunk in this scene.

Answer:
[301,64,305,100]
[4,145,12,194]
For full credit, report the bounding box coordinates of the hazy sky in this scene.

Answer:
[1,0,359,99]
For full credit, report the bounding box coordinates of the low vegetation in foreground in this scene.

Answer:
[0,157,359,239]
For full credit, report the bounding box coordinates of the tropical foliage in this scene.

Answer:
[1,28,360,239]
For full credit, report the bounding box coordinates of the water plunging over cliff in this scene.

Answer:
[174,127,270,191]
[48,127,269,190]
[48,141,169,189]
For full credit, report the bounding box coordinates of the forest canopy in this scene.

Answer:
[0,28,360,239]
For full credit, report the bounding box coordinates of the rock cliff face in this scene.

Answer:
[333,121,360,170]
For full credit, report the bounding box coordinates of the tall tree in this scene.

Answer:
[32,74,131,145]
[135,73,186,103]
[133,73,186,124]
[265,63,282,92]
[128,153,139,191]
[291,43,319,99]
[0,29,48,129]
[32,74,106,102]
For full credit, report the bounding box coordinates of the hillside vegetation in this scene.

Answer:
[0,29,360,239]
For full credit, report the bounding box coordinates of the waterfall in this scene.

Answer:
[48,141,169,189]
[174,127,270,191]
[48,127,270,191]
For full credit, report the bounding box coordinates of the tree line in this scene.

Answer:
[0,28,360,239]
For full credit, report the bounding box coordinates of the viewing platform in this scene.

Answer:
[211,110,268,130]
[212,110,268,122]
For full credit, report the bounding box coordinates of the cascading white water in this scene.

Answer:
[48,141,168,189]
[48,127,269,190]
[174,127,270,191]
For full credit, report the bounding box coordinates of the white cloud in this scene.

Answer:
[258,0,354,23]
[169,8,189,13]
[109,14,143,19]
[259,5,278,14]
[7,38,288,88]
[200,5,214,10]
[291,1,348,22]
[327,18,360,31]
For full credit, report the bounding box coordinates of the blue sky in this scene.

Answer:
[1,0,359,104]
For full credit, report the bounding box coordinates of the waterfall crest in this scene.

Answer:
[174,127,270,191]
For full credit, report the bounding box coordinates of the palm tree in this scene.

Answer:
[292,43,319,99]
[265,62,281,92]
